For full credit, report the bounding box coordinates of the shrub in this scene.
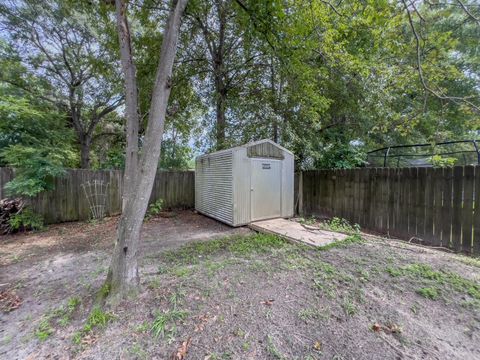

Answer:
[8,208,44,232]
[145,199,164,220]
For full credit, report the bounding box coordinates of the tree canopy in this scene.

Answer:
[0,0,479,173]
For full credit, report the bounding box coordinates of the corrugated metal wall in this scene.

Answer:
[195,150,234,225]
[233,148,251,226]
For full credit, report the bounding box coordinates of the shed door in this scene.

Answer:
[251,159,282,221]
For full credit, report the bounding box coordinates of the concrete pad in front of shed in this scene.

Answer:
[249,218,349,247]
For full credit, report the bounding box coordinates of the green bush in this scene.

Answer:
[145,199,164,220]
[8,208,44,232]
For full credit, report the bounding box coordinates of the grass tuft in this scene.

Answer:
[151,309,189,338]
[72,306,114,344]
[417,287,439,300]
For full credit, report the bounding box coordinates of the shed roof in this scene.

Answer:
[196,139,293,160]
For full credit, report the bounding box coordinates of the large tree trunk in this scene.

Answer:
[80,135,91,169]
[215,84,226,150]
[214,1,227,150]
[106,0,189,300]
[115,0,139,209]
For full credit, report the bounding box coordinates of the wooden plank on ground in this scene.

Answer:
[249,218,348,248]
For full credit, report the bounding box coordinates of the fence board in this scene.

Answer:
[416,168,427,239]
[0,168,195,224]
[423,168,435,245]
[462,166,474,253]
[451,166,463,251]
[431,168,443,247]
[441,167,453,248]
[474,167,480,255]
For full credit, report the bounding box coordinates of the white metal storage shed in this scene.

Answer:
[195,139,294,226]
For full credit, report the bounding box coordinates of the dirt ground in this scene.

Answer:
[1,211,479,360]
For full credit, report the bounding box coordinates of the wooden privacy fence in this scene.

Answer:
[300,166,480,256]
[0,168,194,224]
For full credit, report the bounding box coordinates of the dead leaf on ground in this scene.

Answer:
[313,341,322,351]
[261,299,274,306]
[173,337,191,360]
[0,289,22,312]
[371,322,402,334]
[81,334,97,346]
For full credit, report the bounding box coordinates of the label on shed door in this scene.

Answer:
[262,163,271,169]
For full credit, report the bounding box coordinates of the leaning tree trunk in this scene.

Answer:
[115,0,139,210]
[106,0,189,300]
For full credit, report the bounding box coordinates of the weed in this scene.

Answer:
[83,306,114,332]
[298,307,323,322]
[320,217,360,235]
[417,287,439,300]
[145,199,164,220]
[386,266,402,277]
[234,327,246,338]
[35,297,81,340]
[316,234,363,251]
[135,321,150,333]
[172,266,192,278]
[358,269,370,282]
[299,216,316,226]
[266,335,285,360]
[265,309,273,320]
[410,303,419,314]
[129,343,148,359]
[151,309,188,338]
[1,334,13,346]
[9,208,44,232]
[73,306,114,344]
[342,297,357,316]
[35,319,53,341]
[99,283,111,298]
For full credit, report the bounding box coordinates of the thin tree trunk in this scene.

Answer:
[106,0,189,300]
[115,0,139,210]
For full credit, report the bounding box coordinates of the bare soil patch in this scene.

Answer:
[1,212,479,360]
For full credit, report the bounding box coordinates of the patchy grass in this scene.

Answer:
[151,309,189,339]
[266,335,285,360]
[3,213,480,359]
[417,287,440,300]
[161,233,287,265]
[35,297,81,341]
[386,263,480,303]
[72,306,115,344]
[321,217,361,235]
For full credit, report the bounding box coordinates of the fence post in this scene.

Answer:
[298,171,303,216]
